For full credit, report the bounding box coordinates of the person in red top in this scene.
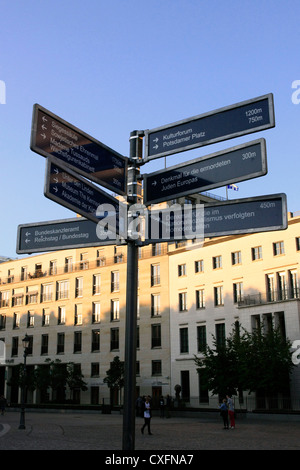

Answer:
[226,395,235,429]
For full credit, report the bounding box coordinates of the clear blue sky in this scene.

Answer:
[0,0,299,258]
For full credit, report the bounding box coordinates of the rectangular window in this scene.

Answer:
[56,280,69,300]
[96,249,106,266]
[214,286,224,306]
[111,299,119,321]
[289,270,299,298]
[151,324,161,348]
[74,304,83,325]
[179,292,187,311]
[92,302,101,323]
[42,308,50,326]
[12,337,18,356]
[296,237,300,251]
[91,330,100,352]
[197,325,207,352]
[26,336,33,355]
[114,247,123,263]
[151,294,160,316]
[0,315,6,330]
[93,274,101,295]
[41,334,48,355]
[178,264,187,277]
[49,260,57,275]
[151,264,160,286]
[12,289,24,307]
[0,291,9,308]
[195,260,204,273]
[152,243,162,256]
[110,328,119,351]
[26,287,38,304]
[41,283,53,302]
[233,282,243,303]
[196,289,205,309]
[212,255,222,269]
[74,331,82,353]
[273,241,285,256]
[58,306,66,325]
[215,323,225,347]
[231,251,242,265]
[75,278,83,298]
[180,327,189,353]
[152,360,162,376]
[111,271,119,292]
[57,333,65,354]
[21,266,28,281]
[278,272,287,300]
[64,257,73,273]
[80,252,89,270]
[91,363,100,377]
[27,310,34,328]
[13,312,20,329]
[266,274,275,301]
[251,245,262,260]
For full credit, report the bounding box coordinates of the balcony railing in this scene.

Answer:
[238,288,300,307]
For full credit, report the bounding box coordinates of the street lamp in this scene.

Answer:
[18,334,30,430]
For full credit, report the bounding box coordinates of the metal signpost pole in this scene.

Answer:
[122,131,143,451]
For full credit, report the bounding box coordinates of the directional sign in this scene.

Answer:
[145,193,287,242]
[44,157,127,237]
[144,94,275,161]
[17,217,125,254]
[31,104,128,195]
[143,139,267,205]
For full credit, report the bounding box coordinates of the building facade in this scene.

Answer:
[169,212,300,408]
[0,212,299,408]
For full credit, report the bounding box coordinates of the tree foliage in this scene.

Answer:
[194,324,294,398]
[9,359,88,403]
[103,356,124,390]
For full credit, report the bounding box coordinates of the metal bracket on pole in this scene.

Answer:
[122,130,144,450]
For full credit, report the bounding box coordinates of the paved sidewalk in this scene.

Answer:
[0,410,300,451]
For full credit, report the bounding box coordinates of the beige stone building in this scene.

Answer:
[168,211,300,409]
[0,242,170,406]
[0,211,299,409]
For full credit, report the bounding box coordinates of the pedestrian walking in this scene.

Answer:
[226,395,235,429]
[219,398,229,429]
[141,396,153,435]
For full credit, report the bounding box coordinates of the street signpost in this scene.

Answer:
[23,93,284,451]
[145,193,287,242]
[144,93,275,161]
[31,104,128,195]
[16,217,124,254]
[44,157,127,237]
[143,139,267,205]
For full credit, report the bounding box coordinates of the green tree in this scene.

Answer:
[242,325,294,396]
[66,363,88,401]
[103,356,124,406]
[194,324,294,401]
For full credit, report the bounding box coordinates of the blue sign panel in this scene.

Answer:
[44,158,126,237]
[144,94,274,161]
[143,139,267,205]
[31,104,128,195]
[145,193,287,242]
[17,217,124,254]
